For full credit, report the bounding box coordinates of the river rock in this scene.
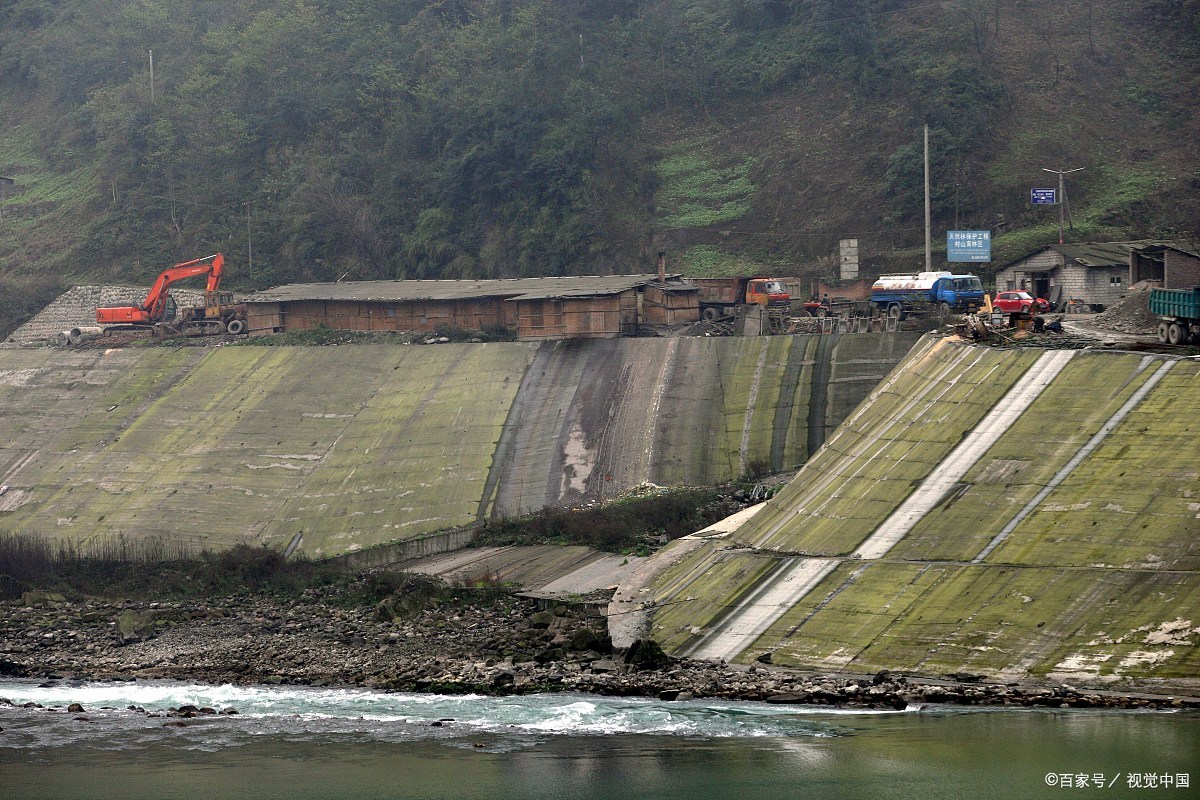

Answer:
[21,592,67,608]
[624,639,671,670]
[528,611,556,629]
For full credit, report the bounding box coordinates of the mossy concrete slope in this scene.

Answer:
[637,337,1200,689]
[0,333,920,558]
[1,345,534,558]
[487,333,921,516]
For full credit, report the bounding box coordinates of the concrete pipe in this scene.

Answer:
[68,326,105,345]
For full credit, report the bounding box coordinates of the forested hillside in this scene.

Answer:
[1,0,1197,333]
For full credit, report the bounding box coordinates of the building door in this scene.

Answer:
[1031,273,1050,302]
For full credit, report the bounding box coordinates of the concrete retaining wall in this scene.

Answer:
[0,332,922,559]
[637,337,1200,686]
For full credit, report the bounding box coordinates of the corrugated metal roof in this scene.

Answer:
[1138,243,1200,260]
[243,275,678,304]
[1054,242,1138,267]
[1001,240,1193,270]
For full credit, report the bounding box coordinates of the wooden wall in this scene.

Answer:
[248,293,634,340]
[246,298,512,336]
[643,285,700,325]
[515,292,634,340]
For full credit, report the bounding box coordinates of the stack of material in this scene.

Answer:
[1093,282,1159,335]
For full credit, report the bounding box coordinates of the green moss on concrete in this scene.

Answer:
[891,351,1163,562]
[270,344,534,556]
[645,342,1199,685]
[1,344,534,556]
[648,543,783,655]
[987,360,1200,571]
[650,337,728,486]
[736,341,1040,555]
[755,562,1200,681]
[742,561,941,668]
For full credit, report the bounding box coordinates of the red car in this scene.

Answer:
[993,290,1050,314]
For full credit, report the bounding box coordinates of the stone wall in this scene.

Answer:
[4,286,205,346]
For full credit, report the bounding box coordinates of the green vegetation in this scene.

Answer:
[655,147,756,229]
[678,245,778,278]
[475,488,738,556]
[1,0,1195,340]
[0,532,340,600]
[0,530,508,612]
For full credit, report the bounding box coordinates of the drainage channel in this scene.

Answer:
[972,357,1176,563]
[690,349,1077,663]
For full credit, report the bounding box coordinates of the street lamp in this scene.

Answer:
[1042,166,1084,244]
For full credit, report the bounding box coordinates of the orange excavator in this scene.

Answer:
[95,253,247,336]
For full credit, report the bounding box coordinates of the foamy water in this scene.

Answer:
[2,680,1195,800]
[0,679,913,748]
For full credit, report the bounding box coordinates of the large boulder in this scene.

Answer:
[115,609,161,645]
[21,591,67,608]
[623,638,672,671]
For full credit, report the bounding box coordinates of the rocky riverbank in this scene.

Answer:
[2,592,1196,712]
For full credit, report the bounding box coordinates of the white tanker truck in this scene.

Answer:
[870,271,985,319]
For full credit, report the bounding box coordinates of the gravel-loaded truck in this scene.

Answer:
[693,277,790,321]
[1150,287,1200,344]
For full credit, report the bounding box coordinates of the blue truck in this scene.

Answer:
[870,271,985,319]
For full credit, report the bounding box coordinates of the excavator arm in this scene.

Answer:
[97,254,224,325]
[142,254,225,321]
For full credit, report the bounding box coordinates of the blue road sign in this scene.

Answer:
[947,230,991,262]
[1031,188,1057,205]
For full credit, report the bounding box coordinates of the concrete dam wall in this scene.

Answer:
[0,332,921,558]
[615,336,1200,688]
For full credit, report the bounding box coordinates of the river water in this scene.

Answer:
[1,680,1195,799]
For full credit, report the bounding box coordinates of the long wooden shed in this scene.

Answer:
[243,275,691,341]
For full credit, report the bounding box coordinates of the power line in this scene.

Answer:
[1042,166,1084,244]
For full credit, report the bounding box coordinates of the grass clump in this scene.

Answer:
[476,488,739,556]
[0,532,344,602]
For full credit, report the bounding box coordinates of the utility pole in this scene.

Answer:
[0,176,13,222]
[1042,166,1083,244]
[148,49,155,104]
[924,124,931,271]
[244,202,253,278]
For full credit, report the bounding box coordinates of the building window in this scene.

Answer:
[1006,280,1015,290]
[1110,276,1122,285]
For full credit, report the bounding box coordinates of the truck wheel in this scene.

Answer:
[1158,322,1170,343]
[226,318,247,335]
[939,302,951,317]
[1167,322,1185,345]
[887,304,902,320]
[702,307,721,322]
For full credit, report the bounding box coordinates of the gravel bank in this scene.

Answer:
[3,594,1196,712]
